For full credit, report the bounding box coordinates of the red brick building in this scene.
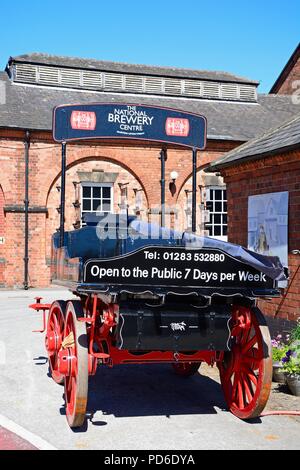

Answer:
[0,51,299,289]
[208,111,300,330]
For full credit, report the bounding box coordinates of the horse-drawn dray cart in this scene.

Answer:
[29,103,287,428]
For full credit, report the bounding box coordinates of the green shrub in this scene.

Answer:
[272,345,288,362]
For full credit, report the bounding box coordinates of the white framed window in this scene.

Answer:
[205,187,227,240]
[81,182,113,223]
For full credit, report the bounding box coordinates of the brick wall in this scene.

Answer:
[0,185,5,286]
[0,130,236,288]
[273,52,300,95]
[222,149,300,321]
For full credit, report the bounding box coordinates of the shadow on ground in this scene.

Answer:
[85,364,227,421]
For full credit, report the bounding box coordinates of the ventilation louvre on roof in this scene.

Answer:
[15,63,37,83]
[82,70,103,89]
[124,75,144,92]
[144,76,164,94]
[12,63,258,102]
[103,72,124,90]
[38,66,59,85]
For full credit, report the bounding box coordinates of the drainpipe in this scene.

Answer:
[24,131,30,290]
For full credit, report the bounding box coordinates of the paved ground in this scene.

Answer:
[0,288,299,450]
[0,426,37,450]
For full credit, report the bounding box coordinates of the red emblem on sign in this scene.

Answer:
[165,118,190,137]
[70,111,97,130]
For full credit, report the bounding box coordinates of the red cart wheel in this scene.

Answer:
[45,300,66,384]
[219,306,272,420]
[64,301,88,428]
[172,362,201,377]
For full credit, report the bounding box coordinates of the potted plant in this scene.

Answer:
[281,321,300,396]
[271,335,288,383]
[281,342,300,395]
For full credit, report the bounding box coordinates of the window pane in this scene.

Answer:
[102,187,111,198]
[214,226,221,236]
[93,199,101,211]
[203,187,227,238]
[93,187,101,198]
[214,214,221,224]
[215,189,222,200]
[82,186,91,198]
[215,202,222,212]
[83,199,91,211]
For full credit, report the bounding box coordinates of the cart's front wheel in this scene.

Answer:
[219,306,272,420]
[46,300,66,384]
[63,301,88,428]
[172,362,201,377]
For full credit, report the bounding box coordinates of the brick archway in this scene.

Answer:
[40,145,157,208]
[44,157,150,272]
[45,154,150,208]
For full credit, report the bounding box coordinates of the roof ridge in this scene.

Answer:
[9,52,259,84]
[212,111,300,166]
[270,42,300,93]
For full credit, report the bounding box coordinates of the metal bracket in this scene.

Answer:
[29,297,51,333]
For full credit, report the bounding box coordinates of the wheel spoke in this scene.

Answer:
[243,354,262,370]
[240,325,251,346]
[242,373,254,403]
[237,379,245,409]
[242,335,258,355]
[231,372,239,402]
[242,365,258,387]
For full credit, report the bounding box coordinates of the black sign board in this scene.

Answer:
[53,103,207,149]
[83,246,274,289]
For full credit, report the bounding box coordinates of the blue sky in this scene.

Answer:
[0,0,299,92]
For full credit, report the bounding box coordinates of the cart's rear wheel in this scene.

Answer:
[64,301,88,428]
[219,306,272,420]
[172,362,201,377]
[46,300,66,384]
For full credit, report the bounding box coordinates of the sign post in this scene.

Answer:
[192,148,197,233]
[59,142,67,247]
